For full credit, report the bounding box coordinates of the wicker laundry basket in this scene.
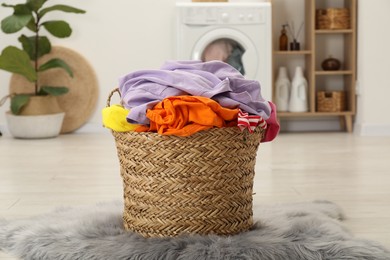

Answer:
[107,89,264,238]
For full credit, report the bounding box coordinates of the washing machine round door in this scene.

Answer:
[192,28,258,79]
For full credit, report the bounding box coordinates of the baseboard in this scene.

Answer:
[75,122,108,133]
[4,121,390,136]
[0,122,108,137]
[354,123,390,136]
[279,118,342,132]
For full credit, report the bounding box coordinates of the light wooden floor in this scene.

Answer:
[1,131,390,259]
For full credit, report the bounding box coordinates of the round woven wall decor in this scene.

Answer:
[9,46,99,133]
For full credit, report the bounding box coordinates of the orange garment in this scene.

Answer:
[135,96,238,136]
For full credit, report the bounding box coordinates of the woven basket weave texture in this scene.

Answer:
[112,126,263,238]
[316,8,350,30]
[317,91,346,112]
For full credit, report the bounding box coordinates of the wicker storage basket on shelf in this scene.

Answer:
[317,91,346,112]
[316,8,350,30]
[107,89,264,238]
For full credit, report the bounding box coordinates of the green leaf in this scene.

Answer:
[38,86,69,96]
[2,4,32,15]
[41,20,72,38]
[0,46,37,82]
[39,5,86,17]
[27,0,47,12]
[26,18,37,32]
[18,35,51,60]
[1,14,33,33]
[1,3,14,8]
[11,94,30,115]
[0,3,33,33]
[38,58,73,77]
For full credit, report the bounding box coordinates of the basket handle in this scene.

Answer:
[107,88,121,107]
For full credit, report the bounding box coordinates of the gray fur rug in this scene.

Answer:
[1,200,389,260]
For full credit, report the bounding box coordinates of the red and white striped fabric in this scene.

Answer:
[237,109,267,133]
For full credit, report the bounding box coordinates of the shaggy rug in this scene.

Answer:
[1,200,389,260]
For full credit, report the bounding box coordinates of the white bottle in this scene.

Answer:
[275,67,291,112]
[288,66,308,112]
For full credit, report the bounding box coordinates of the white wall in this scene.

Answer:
[1,0,390,135]
[0,0,176,132]
[355,0,390,136]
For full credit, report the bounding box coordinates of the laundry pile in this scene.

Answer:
[102,60,279,142]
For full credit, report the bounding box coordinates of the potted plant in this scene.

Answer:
[0,0,85,138]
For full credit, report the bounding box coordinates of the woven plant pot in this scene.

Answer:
[107,89,264,238]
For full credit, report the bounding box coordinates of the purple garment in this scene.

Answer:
[119,60,271,124]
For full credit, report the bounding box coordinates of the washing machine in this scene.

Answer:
[176,2,272,100]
